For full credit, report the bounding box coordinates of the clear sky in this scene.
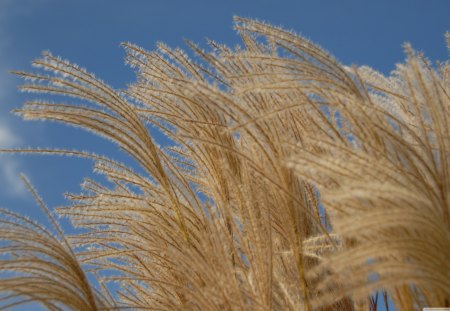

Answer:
[0,1,448,310]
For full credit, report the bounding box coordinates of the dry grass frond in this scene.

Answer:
[1,17,448,310]
[287,38,450,309]
[0,175,112,310]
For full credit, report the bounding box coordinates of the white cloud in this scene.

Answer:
[0,0,51,198]
[0,156,25,196]
[0,123,20,147]
[0,121,26,197]
[0,1,29,198]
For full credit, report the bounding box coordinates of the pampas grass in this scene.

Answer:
[0,18,448,310]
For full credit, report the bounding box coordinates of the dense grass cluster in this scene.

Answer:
[1,18,449,310]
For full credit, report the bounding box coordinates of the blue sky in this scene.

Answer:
[0,0,448,310]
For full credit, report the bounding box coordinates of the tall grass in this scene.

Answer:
[1,18,449,310]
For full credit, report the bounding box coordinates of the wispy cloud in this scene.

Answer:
[0,0,27,198]
[0,123,19,147]
[0,122,26,197]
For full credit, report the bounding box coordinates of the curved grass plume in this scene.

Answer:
[0,18,449,310]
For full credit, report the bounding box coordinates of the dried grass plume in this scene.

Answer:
[0,17,449,310]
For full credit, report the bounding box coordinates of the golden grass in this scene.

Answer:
[0,18,448,310]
